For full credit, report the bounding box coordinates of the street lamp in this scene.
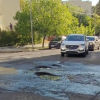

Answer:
[29,0,34,49]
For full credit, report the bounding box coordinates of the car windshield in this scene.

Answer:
[66,35,84,41]
[52,37,61,41]
[87,37,95,41]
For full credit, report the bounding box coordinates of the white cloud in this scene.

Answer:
[92,1,98,6]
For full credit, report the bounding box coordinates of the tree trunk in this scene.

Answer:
[42,36,46,48]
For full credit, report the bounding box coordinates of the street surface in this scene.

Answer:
[0,49,100,100]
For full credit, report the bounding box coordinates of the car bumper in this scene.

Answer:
[61,48,85,54]
[49,45,55,48]
[49,44,60,48]
[88,45,94,50]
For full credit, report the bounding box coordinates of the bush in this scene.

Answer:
[0,30,42,47]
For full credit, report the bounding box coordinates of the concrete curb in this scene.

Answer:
[0,43,49,53]
[0,48,40,53]
[0,50,24,53]
[0,47,50,53]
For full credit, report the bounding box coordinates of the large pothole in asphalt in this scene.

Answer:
[1,61,100,100]
[35,72,60,81]
[51,64,62,67]
[36,65,51,69]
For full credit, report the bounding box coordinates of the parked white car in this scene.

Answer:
[60,34,89,57]
[87,36,100,51]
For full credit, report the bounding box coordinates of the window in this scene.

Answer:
[66,35,84,41]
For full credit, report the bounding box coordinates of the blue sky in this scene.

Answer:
[63,0,99,6]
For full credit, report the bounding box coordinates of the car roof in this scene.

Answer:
[68,34,85,36]
[86,36,96,38]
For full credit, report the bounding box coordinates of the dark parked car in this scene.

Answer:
[49,37,62,49]
[86,36,100,51]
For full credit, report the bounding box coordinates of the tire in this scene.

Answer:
[61,53,65,57]
[98,45,100,50]
[86,49,88,55]
[82,50,86,57]
[92,45,95,51]
[92,48,94,51]
[92,48,95,51]
[49,46,51,49]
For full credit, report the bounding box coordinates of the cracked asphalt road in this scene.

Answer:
[0,49,100,65]
[0,49,100,100]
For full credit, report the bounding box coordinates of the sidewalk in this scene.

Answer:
[0,43,48,53]
[21,43,48,48]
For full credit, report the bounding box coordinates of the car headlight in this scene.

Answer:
[79,44,85,46]
[78,48,84,51]
[89,42,93,45]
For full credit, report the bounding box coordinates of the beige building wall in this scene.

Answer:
[0,0,20,30]
[62,0,92,16]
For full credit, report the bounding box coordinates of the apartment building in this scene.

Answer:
[62,0,92,15]
[0,0,20,30]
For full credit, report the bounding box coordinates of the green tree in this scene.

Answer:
[94,14,100,35]
[95,0,100,16]
[86,21,94,36]
[14,0,78,47]
[20,0,26,11]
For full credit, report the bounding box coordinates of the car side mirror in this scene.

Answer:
[86,39,89,42]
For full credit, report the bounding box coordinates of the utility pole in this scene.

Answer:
[94,7,96,36]
[30,0,34,49]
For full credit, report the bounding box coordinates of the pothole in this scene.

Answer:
[51,64,61,67]
[36,66,51,69]
[35,72,60,81]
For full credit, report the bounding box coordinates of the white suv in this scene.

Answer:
[60,34,89,57]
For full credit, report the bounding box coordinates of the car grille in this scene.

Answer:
[66,45,79,49]
[66,51,78,54]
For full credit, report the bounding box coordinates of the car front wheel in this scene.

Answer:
[92,45,95,51]
[98,45,100,50]
[49,46,51,49]
[61,53,65,57]
[82,49,86,57]
[86,49,88,55]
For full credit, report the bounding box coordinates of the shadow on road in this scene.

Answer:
[0,50,100,65]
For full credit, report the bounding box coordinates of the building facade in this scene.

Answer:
[62,0,92,15]
[0,0,20,30]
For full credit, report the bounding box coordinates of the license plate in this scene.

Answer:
[51,45,54,47]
